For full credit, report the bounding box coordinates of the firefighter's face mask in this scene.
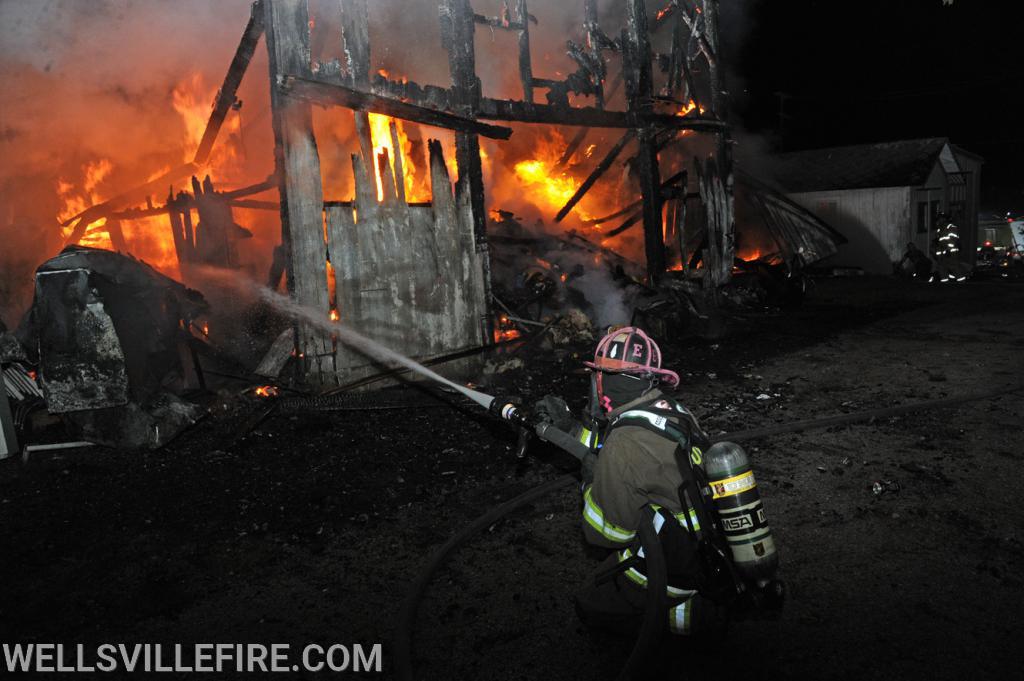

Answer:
[593,372,654,413]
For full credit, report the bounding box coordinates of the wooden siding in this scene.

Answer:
[788,186,913,273]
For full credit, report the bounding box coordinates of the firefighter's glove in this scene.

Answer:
[581,452,598,485]
[533,394,574,432]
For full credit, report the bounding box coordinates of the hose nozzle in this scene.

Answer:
[489,396,532,428]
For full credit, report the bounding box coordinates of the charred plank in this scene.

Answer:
[554,130,634,223]
[194,1,265,164]
[279,75,512,140]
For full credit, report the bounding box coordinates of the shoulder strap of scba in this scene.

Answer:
[607,398,744,602]
[607,399,715,540]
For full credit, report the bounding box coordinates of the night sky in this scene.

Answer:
[731,0,1022,213]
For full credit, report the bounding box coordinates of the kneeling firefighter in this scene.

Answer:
[531,327,784,635]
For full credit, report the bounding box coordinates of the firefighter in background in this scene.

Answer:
[897,241,932,280]
[932,212,968,283]
[535,327,782,636]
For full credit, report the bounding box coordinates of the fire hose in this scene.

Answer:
[392,384,1021,680]
[393,474,665,681]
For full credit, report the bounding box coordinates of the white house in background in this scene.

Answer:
[765,138,983,273]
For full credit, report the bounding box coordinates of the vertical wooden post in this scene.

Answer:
[264,0,332,382]
[700,0,734,290]
[441,0,484,242]
[441,0,493,341]
[582,0,602,106]
[167,188,189,267]
[340,0,375,180]
[388,120,407,205]
[513,0,533,104]
[106,218,128,253]
[624,0,665,284]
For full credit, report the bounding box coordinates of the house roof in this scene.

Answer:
[766,137,952,193]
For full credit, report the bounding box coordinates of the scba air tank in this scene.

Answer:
[704,441,779,582]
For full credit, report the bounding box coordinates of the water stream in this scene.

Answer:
[255,286,496,410]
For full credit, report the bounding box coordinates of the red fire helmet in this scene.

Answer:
[584,326,680,388]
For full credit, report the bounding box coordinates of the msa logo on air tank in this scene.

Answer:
[723,514,753,531]
[722,508,767,532]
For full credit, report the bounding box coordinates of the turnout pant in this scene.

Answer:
[574,553,727,636]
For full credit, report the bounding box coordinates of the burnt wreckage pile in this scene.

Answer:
[2,0,843,453]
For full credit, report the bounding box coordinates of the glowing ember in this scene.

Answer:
[254,385,281,398]
[676,100,706,117]
[494,314,521,342]
[495,328,521,342]
[329,309,340,321]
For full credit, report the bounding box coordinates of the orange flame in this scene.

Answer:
[54,72,247,278]
[513,159,593,222]
[367,113,428,202]
[676,100,706,117]
[57,159,115,250]
[254,385,280,398]
[172,72,241,172]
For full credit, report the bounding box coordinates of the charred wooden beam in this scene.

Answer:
[442,0,489,256]
[477,97,724,130]
[514,0,534,103]
[194,1,265,165]
[556,128,590,169]
[279,75,512,140]
[586,170,688,226]
[624,0,665,283]
[264,0,333,381]
[339,0,370,85]
[369,76,454,112]
[388,119,407,204]
[167,188,190,265]
[554,130,634,223]
[474,13,517,30]
[220,175,278,200]
[106,218,128,253]
[702,0,723,116]
[340,0,374,178]
[555,74,623,169]
[62,162,199,240]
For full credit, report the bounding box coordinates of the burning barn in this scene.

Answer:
[1,0,745,387]
[0,0,853,451]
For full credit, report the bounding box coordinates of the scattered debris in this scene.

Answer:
[483,357,525,375]
[547,309,594,345]
[871,479,901,497]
